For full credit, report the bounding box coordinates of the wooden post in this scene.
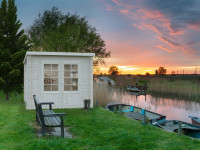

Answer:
[114,106,117,114]
[119,105,122,115]
[178,122,182,136]
[142,115,147,125]
[136,81,138,87]
[145,80,147,88]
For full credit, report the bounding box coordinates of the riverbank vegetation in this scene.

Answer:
[100,75,200,101]
[0,91,200,150]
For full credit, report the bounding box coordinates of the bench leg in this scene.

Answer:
[61,118,64,137]
[42,126,45,137]
[36,114,39,124]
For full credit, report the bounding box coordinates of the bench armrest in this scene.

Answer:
[40,102,54,110]
[44,113,66,117]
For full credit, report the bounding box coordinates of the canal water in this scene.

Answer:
[120,92,200,123]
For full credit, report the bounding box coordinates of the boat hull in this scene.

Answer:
[189,116,200,126]
[157,120,200,139]
[106,102,166,124]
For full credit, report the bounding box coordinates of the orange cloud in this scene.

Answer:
[111,0,121,6]
[156,45,173,53]
[112,0,134,10]
[133,24,144,29]
[119,9,129,15]
[157,36,181,47]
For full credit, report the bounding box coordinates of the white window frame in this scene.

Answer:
[42,62,60,93]
[62,62,80,94]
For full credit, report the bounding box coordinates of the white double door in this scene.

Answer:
[40,61,82,108]
[60,62,81,107]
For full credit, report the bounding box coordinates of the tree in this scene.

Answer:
[0,0,28,100]
[171,70,175,75]
[145,72,150,75]
[27,7,111,64]
[108,66,119,75]
[158,67,167,75]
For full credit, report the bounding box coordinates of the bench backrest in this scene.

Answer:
[33,95,45,126]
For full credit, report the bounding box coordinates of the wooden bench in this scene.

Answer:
[33,95,66,137]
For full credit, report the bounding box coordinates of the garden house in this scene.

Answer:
[23,51,95,110]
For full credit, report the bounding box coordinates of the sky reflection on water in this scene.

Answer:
[120,92,200,123]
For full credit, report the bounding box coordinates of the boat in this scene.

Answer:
[189,116,200,126]
[127,85,147,93]
[157,120,200,139]
[106,102,166,125]
[127,85,142,92]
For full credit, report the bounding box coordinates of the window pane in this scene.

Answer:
[72,85,78,91]
[44,71,51,77]
[44,85,51,91]
[64,64,70,70]
[52,78,58,84]
[52,85,58,91]
[52,71,58,77]
[52,64,58,70]
[71,71,78,78]
[44,64,51,70]
[64,85,71,91]
[72,78,78,85]
[72,64,78,70]
[64,71,70,77]
[44,78,52,84]
[64,78,72,84]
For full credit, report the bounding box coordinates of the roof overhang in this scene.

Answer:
[23,51,95,64]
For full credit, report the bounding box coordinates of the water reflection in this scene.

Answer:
[119,92,200,123]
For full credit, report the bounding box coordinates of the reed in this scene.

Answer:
[148,79,200,100]
[93,82,124,107]
[104,75,200,101]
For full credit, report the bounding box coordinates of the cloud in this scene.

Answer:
[156,45,173,53]
[157,36,181,47]
[109,0,200,55]
[143,0,200,30]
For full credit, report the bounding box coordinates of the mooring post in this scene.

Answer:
[114,106,117,114]
[136,81,138,87]
[178,122,182,136]
[142,115,147,125]
[119,105,122,115]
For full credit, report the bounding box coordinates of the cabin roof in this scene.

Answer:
[24,51,95,63]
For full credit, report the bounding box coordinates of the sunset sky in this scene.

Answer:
[14,0,200,74]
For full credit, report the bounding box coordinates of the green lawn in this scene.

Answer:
[0,92,200,150]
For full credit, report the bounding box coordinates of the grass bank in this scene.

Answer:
[0,92,200,150]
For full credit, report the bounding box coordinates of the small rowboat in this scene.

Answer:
[127,85,141,92]
[157,120,200,139]
[127,85,147,93]
[189,116,200,126]
[106,102,166,125]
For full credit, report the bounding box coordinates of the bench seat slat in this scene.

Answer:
[44,117,61,126]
